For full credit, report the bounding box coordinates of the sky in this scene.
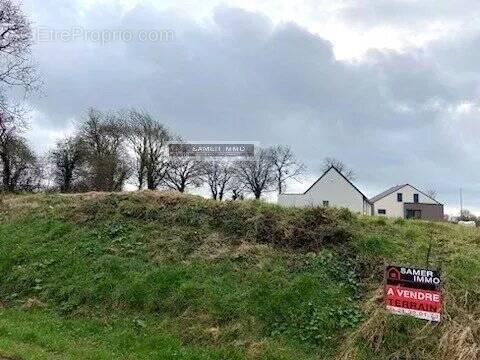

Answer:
[18,0,480,215]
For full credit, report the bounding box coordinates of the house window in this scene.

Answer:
[378,209,386,215]
[397,193,403,202]
[323,201,329,206]
[414,194,419,203]
[406,209,422,219]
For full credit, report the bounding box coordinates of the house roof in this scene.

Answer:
[369,184,442,205]
[369,184,407,203]
[282,166,371,203]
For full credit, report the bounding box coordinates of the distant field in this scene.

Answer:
[0,191,478,359]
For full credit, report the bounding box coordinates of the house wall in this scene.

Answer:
[372,185,438,218]
[277,194,306,207]
[404,203,444,221]
[278,168,367,213]
[364,200,373,216]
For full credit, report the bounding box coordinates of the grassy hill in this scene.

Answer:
[0,191,478,360]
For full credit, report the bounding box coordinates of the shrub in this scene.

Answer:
[71,192,357,251]
[290,207,355,249]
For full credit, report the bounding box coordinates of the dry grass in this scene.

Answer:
[22,297,47,310]
[190,233,234,260]
[0,194,42,212]
[337,287,387,360]
[438,296,480,360]
[337,286,480,360]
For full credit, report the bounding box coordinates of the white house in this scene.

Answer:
[369,184,444,221]
[277,166,372,215]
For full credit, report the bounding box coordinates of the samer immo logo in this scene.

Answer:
[168,142,257,159]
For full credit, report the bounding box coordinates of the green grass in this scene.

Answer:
[0,191,478,359]
[0,308,243,360]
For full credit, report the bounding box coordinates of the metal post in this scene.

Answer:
[426,240,432,268]
[460,188,463,218]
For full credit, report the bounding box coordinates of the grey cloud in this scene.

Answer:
[214,5,274,41]
[21,2,480,213]
[339,0,480,28]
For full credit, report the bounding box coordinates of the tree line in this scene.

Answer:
[0,0,348,201]
[0,0,359,201]
[1,107,308,200]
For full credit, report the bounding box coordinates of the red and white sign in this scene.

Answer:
[385,285,441,322]
[384,265,442,322]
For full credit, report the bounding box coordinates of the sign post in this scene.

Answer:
[384,265,442,322]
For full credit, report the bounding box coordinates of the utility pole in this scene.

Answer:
[460,188,463,218]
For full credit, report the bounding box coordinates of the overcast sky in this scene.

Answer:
[19,0,480,215]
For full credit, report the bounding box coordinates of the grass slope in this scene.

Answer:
[0,191,478,360]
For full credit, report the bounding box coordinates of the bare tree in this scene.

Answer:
[460,209,476,222]
[269,145,305,194]
[425,189,438,200]
[235,148,275,199]
[0,99,30,192]
[0,0,39,160]
[0,134,39,191]
[0,0,39,92]
[202,160,234,200]
[124,110,170,190]
[164,157,203,193]
[228,174,246,200]
[0,96,25,143]
[79,109,131,191]
[49,136,85,192]
[321,157,355,181]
